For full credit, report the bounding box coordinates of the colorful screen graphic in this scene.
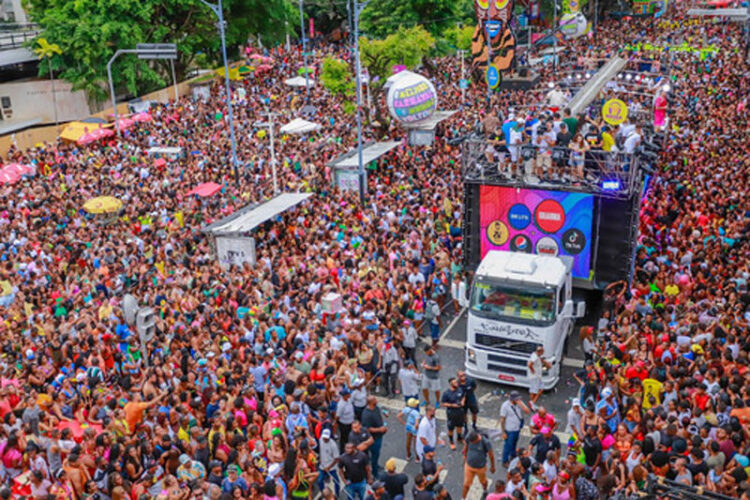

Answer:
[480,186,594,280]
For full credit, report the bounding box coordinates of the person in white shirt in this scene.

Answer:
[623,124,643,154]
[416,405,438,461]
[398,360,422,401]
[528,345,551,409]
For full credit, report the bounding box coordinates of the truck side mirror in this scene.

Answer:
[562,300,574,317]
[576,301,586,318]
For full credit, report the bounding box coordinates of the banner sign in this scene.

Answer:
[480,186,594,279]
[602,99,628,125]
[216,236,256,268]
[622,42,719,59]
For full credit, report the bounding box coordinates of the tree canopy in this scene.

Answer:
[360,0,474,39]
[359,26,436,86]
[22,0,295,101]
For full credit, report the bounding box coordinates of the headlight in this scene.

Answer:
[467,348,476,363]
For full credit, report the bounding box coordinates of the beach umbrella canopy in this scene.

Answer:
[77,133,97,146]
[154,158,167,168]
[132,112,152,122]
[187,182,222,197]
[0,170,20,185]
[3,163,34,176]
[117,117,135,130]
[83,196,123,214]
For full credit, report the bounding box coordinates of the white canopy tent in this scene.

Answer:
[203,193,314,267]
[328,141,402,191]
[285,76,315,88]
[328,141,401,168]
[205,193,314,236]
[280,118,322,135]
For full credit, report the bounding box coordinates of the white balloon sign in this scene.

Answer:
[386,71,438,124]
[560,12,588,40]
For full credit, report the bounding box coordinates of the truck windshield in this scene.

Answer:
[470,281,556,325]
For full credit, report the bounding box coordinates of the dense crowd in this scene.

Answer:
[0,4,747,500]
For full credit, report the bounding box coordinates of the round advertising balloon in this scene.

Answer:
[559,12,588,40]
[386,71,438,124]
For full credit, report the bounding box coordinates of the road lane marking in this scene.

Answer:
[440,307,466,342]
[376,396,571,442]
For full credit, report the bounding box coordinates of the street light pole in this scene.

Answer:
[254,112,279,195]
[298,0,310,101]
[198,0,240,188]
[353,0,369,206]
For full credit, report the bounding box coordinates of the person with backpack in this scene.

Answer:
[462,430,496,500]
[425,294,442,348]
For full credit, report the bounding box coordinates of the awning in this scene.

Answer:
[284,76,315,87]
[328,141,401,169]
[402,110,457,130]
[280,118,321,135]
[204,193,314,236]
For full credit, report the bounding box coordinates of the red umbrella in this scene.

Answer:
[187,182,222,197]
[0,169,20,185]
[133,112,152,122]
[154,158,167,168]
[256,64,273,72]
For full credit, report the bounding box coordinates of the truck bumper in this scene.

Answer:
[465,345,560,391]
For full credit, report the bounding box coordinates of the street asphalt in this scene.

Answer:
[371,292,601,499]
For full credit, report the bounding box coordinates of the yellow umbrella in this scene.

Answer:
[83,196,123,214]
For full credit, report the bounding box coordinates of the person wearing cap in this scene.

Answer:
[462,430,495,500]
[378,457,409,500]
[597,387,620,434]
[566,399,584,439]
[177,453,206,483]
[397,398,422,460]
[420,445,444,490]
[336,387,356,452]
[528,345,551,408]
[318,428,341,497]
[421,345,442,407]
[500,391,531,468]
[221,464,248,494]
[398,360,422,404]
[366,479,391,500]
[402,319,418,364]
[529,425,561,464]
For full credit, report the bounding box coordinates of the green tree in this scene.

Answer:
[23,0,295,101]
[359,26,436,85]
[359,0,462,39]
[441,24,475,51]
[320,56,354,96]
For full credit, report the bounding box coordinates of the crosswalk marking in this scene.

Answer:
[376,396,571,442]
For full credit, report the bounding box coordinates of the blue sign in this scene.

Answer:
[459,79,469,89]
[485,64,500,89]
[508,203,531,230]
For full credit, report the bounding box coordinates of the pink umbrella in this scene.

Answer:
[133,112,152,122]
[0,169,20,185]
[260,56,274,64]
[249,53,264,60]
[117,117,135,130]
[256,64,273,72]
[77,133,97,146]
[154,158,167,168]
[3,163,34,176]
[187,182,222,197]
[91,128,114,140]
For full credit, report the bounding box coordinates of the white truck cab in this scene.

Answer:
[465,251,585,389]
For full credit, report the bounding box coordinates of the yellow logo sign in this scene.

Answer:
[602,99,628,125]
[487,220,509,246]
